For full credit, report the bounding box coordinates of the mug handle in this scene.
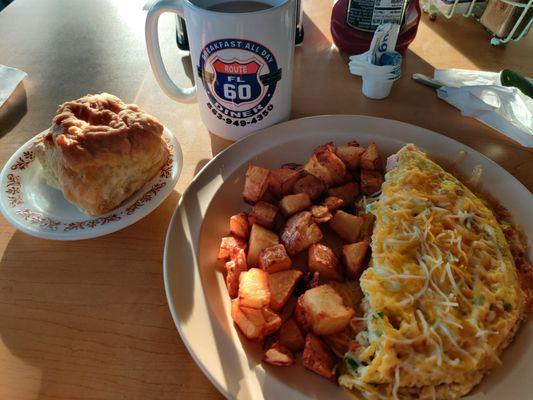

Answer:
[145,0,196,103]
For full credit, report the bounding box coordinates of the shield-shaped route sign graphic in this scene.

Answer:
[211,59,263,105]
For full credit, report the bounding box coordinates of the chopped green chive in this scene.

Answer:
[344,356,359,371]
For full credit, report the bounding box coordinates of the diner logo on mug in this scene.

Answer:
[198,38,282,125]
[212,59,262,106]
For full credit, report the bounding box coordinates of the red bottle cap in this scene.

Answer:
[331,0,422,55]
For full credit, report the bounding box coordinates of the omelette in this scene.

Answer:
[339,144,526,400]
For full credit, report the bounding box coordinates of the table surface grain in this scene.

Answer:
[0,0,531,399]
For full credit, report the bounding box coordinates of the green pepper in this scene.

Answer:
[344,356,359,371]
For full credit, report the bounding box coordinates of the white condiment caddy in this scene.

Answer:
[348,23,403,100]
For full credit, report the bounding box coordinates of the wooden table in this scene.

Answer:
[0,0,531,398]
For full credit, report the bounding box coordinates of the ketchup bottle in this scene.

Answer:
[331,0,422,55]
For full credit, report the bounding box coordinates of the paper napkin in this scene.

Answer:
[0,64,27,108]
[435,69,533,147]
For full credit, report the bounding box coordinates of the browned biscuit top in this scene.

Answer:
[44,93,165,170]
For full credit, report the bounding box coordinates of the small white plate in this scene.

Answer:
[164,115,532,400]
[0,127,182,240]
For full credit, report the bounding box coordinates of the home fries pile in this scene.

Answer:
[217,140,382,375]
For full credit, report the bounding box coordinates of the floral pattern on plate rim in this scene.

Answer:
[4,136,175,232]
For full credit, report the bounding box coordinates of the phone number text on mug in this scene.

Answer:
[207,102,274,126]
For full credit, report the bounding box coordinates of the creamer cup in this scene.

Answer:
[362,76,394,100]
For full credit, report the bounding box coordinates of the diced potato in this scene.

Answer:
[259,244,292,274]
[259,190,275,203]
[250,201,278,229]
[247,224,279,267]
[323,328,353,356]
[234,247,248,270]
[269,178,285,196]
[231,300,262,339]
[310,205,332,224]
[313,141,335,154]
[340,169,354,184]
[327,182,359,205]
[303,154,333,186]
[281,163,303,171]
[226,260,238,298]
[269,168,304,198]
[239,268,271,309]
[328,281,364,310]
[263,343,295,366]
[225,249,248,298]
[243,165,270,204]
[299,284,355,335]
[342,241,370,279]
[269,269,303,311]
[236,299,272,331]
[302,333,336,379]
[293,174,326,200]
[230,212,249,240]
[360,169,384,195]
[218,236,247,260]
[315,150,347,186]
[360,143,382,171]
[273,213,287,233]
[281,211,323,256]
[278,318,305,352]
[335,145,365,170]
[277,295,298,322]
[261,308,282,337]
[329,211,364,243]
[360,213,376,241]
[322,196,344,212]
[308,244,342,282]
[294,296,311,331]
[231,300,281,340]
[279,193,312,217]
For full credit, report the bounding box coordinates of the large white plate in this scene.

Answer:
[0,127,182,240]
[163,115,532,400]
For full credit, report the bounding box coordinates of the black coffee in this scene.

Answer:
[207,1,272,13]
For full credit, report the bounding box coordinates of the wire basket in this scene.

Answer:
[421,0,533,45]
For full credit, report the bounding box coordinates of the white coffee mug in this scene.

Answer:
[145,0,297,141]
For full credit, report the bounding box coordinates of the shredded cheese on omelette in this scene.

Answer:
[340,145,525,400]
